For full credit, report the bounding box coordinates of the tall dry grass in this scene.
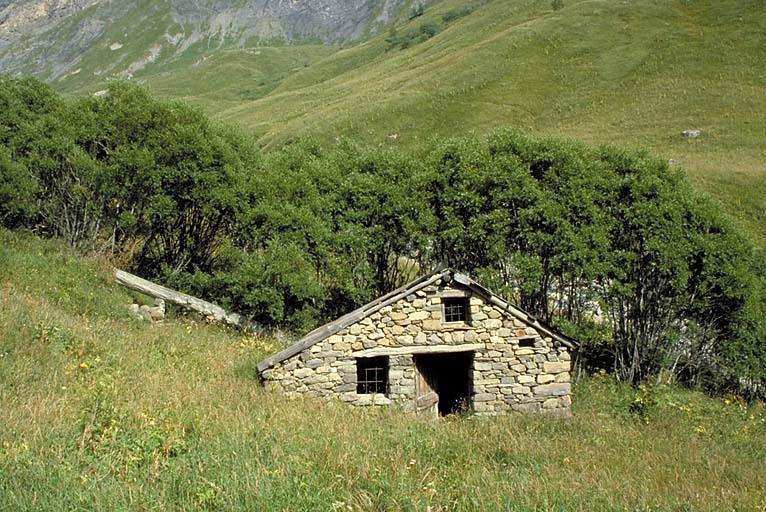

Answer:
[2,229,765,510]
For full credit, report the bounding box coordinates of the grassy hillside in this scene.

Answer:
[72,0,764,245]
[1,229,765,510]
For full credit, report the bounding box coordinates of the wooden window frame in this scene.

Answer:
[442,297,469,324]
[356,356,389,395]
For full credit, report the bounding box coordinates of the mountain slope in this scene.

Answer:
[134,0,766,245]
[1,0,764,245]
[0,0,410,85]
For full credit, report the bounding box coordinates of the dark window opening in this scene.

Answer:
[518,337,536,348]
[357,356,388,394]
[443,297,469,323]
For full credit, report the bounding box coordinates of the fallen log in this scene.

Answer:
[114,268,261,333]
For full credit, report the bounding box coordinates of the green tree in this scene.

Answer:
[0,146,36,228]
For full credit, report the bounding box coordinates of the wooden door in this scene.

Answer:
[414,359,439,418]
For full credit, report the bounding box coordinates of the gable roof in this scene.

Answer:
[256,268,578,373]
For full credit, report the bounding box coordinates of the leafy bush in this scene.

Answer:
[1,78,764,395]
[442,6,474,23]
[387,22,441,50]
[0,146,36,228]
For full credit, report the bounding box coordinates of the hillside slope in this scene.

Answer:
[0,0,410,86]
[1,228,766,510]
[2,0,763,244]
[132,0,764,245]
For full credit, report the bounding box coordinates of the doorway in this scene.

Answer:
[414,352,473,416]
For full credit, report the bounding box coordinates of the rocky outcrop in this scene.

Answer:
[0,0,410,80]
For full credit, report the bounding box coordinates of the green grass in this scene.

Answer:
[1,229,765,510]
[61,0,762,246]
[145,46,338,113]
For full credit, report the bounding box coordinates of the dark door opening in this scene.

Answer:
[414,352,473,416]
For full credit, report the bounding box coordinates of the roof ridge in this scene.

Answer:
[256,267,577,373]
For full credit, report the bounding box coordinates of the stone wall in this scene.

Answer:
[261,279,572,416]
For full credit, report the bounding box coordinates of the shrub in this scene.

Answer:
[386,22,441,50]
[442,6,473,23]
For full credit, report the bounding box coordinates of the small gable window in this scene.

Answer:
[357,356,388,394]
[443,297,469,323]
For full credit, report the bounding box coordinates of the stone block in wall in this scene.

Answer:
[543,361,570,374]
[354,394,373,406]
[533,383,571,396]
[517,375,534,384]
[410,311,429,321]
[555,372,570,383]
[473,402,495,413]
[512,385,530,395]
[473,393,496,402]
[422,320,441,330]
[304,374,329,385]
[537,374,554,384]
[512,402,541,413]
[294,368,313,379]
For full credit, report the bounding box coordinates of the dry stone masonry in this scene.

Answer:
[258,269,576,417]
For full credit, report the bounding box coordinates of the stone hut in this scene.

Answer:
[256,268,577,417]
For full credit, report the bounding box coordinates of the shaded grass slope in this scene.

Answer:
[1,229,765,510]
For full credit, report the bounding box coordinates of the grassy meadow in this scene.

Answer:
[2,229,765,510]
[66,0,759,246]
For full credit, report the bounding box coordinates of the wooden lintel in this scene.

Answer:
[354,343,484,358]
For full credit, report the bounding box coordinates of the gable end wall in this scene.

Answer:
[261,280,572,416]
